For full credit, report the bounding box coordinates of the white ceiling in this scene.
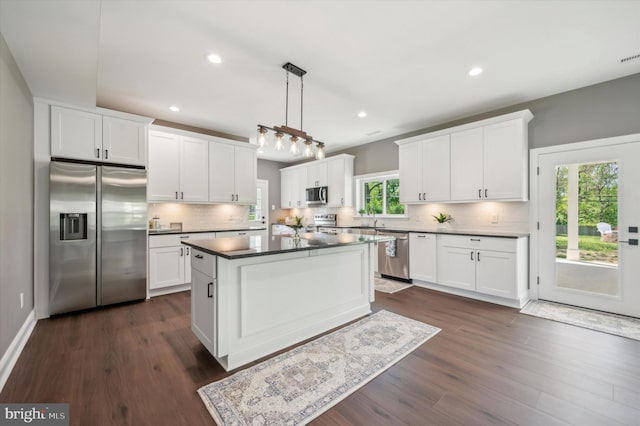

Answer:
[1,0,640,162]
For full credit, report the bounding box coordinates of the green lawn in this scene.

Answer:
[556,235,618,263]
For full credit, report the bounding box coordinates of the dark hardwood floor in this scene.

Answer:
[2,287,639,425]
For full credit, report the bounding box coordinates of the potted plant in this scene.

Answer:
[433,212,452,230]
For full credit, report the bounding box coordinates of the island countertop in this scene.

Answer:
[181,232,393,259]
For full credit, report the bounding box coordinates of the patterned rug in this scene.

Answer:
[198,310,440,425]
[374,277,413,294]
[521,300,640,341]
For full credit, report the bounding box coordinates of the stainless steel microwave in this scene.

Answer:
[306,186,328,205]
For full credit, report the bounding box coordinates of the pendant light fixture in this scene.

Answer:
[257,62,326,160]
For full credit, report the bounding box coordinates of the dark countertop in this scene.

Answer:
[325,226,528,238]
[148,226,267,235]
[181,232,394,259]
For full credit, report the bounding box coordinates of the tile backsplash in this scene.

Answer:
[148,203,250,230]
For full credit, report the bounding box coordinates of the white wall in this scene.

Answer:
[0,31,34,364]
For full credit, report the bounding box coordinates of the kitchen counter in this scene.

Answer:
[329,225,528,238]
[181,232,392,259]
[148,226,266,235]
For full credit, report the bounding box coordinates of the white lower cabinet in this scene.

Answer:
[148,232,215,292]
[191,248,216,355]
[436,234,527,301]
[215,229,266,238]
[409,233,437,282]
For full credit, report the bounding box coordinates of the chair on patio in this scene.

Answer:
[596,222,617,242]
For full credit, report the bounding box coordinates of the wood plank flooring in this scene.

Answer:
[2,287,639,425]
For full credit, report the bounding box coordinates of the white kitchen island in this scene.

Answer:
[182,232,391,371]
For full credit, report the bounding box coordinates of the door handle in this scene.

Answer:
[185,247,189,255]
[181,192,184,200]
[484,189,488,198]
[418,193,422,201]
[96,148,100,159]
[423,192,426,200]
[417,235,426,239]
[175,191,178,200]
[207,282,213,298]
[194,254,203,259]
[478,189,482,198]
[470,251,474,261]
[180,247,183,256]
[105,149,109,160]
[477,251,481,261]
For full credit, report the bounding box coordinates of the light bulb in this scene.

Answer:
[257,127,268,148]
[290,136,299,154]
[274,132,284,151]
[304,140,313,158]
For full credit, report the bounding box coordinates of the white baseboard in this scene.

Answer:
[0,310,37,393]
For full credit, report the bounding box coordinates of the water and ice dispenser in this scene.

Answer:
[60,213,87,240]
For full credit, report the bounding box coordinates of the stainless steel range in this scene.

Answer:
[313,213,336,231]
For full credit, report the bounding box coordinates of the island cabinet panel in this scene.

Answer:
[191,247,217,356]
[190,242,376,371]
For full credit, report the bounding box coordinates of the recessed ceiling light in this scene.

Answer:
[207,53,222,64]
[357,111,367,118]
[169,105,180,112]
[468,67,483,77]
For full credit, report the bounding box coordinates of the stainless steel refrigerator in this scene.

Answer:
[50,161,147,315]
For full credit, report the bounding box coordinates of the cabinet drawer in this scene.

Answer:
[437,234,516,252]
[216,230,265,238]
[191,248,216,276]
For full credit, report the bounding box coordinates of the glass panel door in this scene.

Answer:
[537,141,640,317]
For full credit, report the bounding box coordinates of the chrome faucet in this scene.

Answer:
[373,219,378,228]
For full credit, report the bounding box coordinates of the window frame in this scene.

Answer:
[354,170,407,218]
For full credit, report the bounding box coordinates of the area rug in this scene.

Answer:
[374,277,413,294]
[197,310,440,425]
[521,300,640,341]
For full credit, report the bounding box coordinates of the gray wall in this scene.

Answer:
[0,32,34,362]
[258,159,289,223]
[332,72,640,175]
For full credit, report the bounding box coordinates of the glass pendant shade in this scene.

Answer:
[289,136,299,154]
[274,132,285,151]
[304,140,313,158]
[257,127,268,148]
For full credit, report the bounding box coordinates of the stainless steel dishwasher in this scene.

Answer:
[377,230,411,282]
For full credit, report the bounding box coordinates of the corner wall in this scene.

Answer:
[0,31,34,371]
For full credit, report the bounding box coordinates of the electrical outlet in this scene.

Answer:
[20,292,24,309]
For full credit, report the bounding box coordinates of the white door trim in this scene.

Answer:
[529,132,640,302]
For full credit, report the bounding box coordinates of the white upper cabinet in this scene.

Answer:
[102,116,147,166]
[51,105,149,166]
[306,162,328,188]
[148,132,180,201]
[209,139,257,205]
[450,128,484,200]
[280,154,354,208]
[327,156,354,207]
[180,137,209,202]
[399,135,450,203]
[148,130,208,202]
[397,110,532,203]
[51,106,102,161]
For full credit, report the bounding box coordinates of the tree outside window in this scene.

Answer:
[359,174,405,216]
